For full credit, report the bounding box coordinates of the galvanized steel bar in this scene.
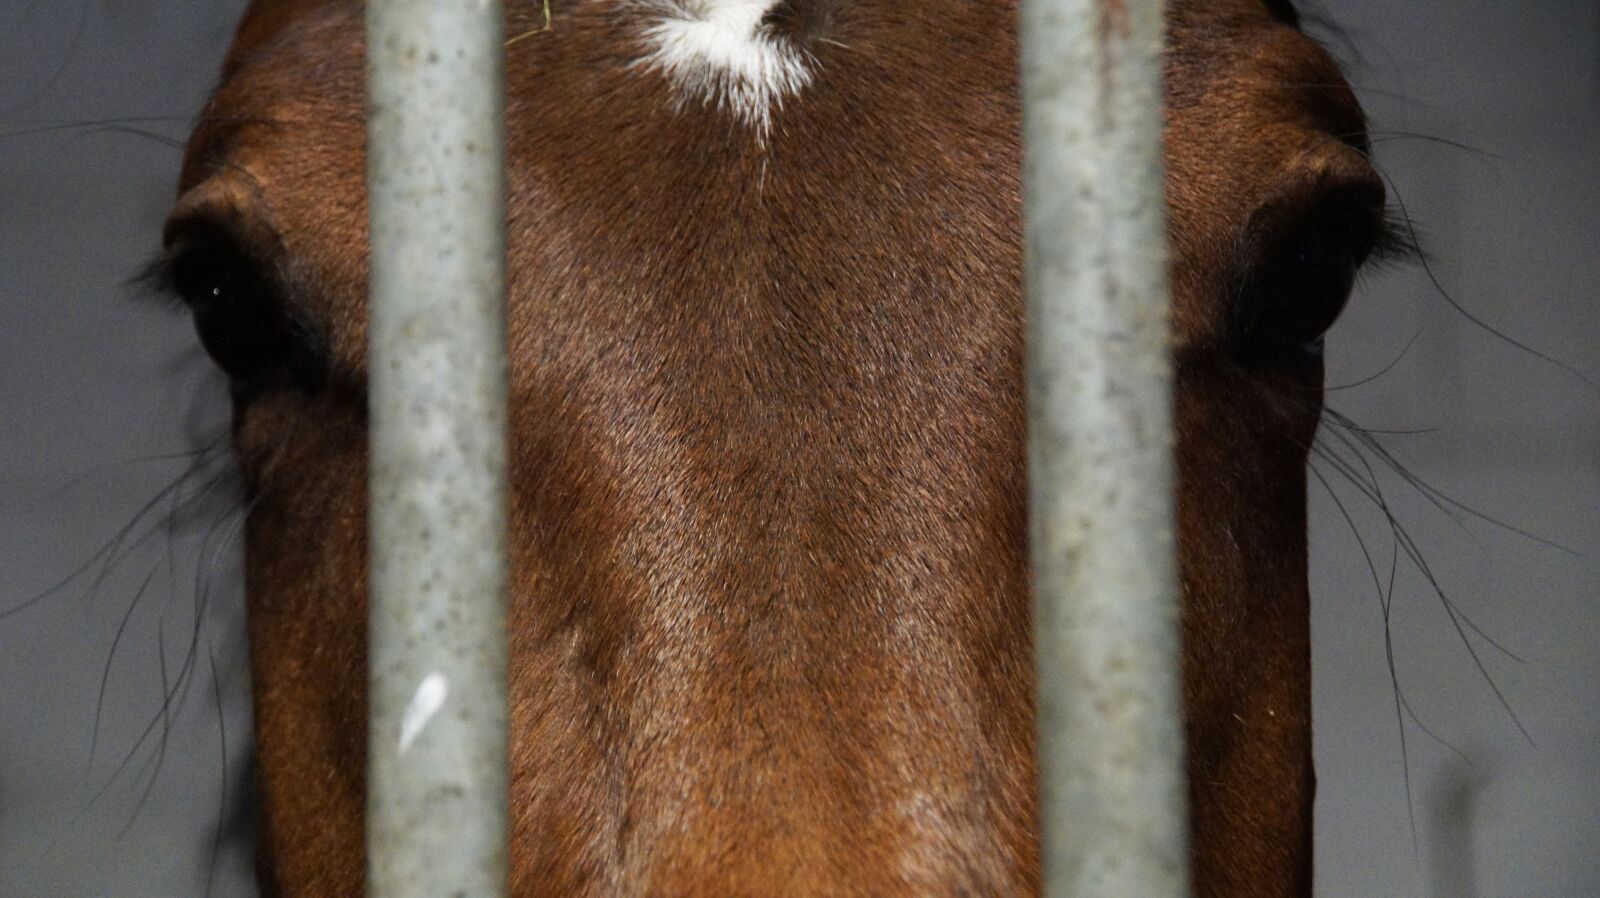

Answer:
[1020,1,1189,896]
[366,1,509,895]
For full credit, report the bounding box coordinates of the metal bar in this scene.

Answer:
[366,1,510,895]
[1020,1,1189,896]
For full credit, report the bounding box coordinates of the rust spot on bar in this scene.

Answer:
[1100,0,1132,39]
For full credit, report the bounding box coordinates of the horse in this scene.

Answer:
[155,0,1398,894]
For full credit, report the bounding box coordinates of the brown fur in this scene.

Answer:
[164,1,1386,894]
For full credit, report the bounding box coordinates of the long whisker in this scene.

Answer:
[1325,407,1581,557]
[1377,169,1600,395]
[0,0,89,117]
[1364,130,1508,165]
[49,441,224,499]
[1318,441,1535,745]
[1379,545,1421,861]
[204,642,228,898]
[48,496,254,848]
[87,563,160,774]
[1308,461,1419,857]
[1311,435,1525,664]
[1326,327,1424,392]
[0,438,229,622]
[120,612,175,839]
[0,115,190,140]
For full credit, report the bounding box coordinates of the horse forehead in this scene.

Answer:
[225,0,1297,58]
[218,0,1303,105]
[187,0,1343,282]
[198,0,1348,207]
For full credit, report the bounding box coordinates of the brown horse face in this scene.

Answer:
[160,1,1391,895]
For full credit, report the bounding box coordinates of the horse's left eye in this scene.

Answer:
[175,252,287,382]
[164,240,325,396]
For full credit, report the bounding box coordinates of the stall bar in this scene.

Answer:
[1021,0,1191,895]
[366,0,510,895]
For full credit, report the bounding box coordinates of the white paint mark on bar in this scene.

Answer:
[398,673,450,754]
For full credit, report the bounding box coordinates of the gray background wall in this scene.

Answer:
[1,2,255,895]
[1304,2,1600,895]
[0,2,1594,896]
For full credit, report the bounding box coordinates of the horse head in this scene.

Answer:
[158,1,1393,893]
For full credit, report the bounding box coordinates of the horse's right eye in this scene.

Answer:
[1226,175,1388,372]
[164,240,326,397]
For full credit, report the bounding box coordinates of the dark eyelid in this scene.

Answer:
[1313,159,1419,272]
[1223,173,1396,362]
[156,217,281,310]
[1285,183,1390,272]
[152,216,336,397]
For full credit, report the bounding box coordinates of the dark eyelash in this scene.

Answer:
[130,251,185,310]
[1368,206,1422,266]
